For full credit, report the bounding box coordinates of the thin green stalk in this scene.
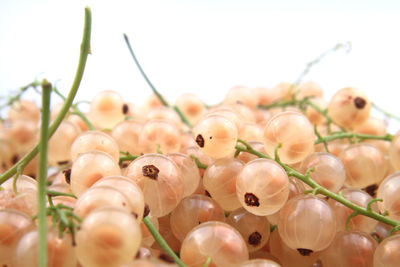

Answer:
[173,106,193,128]
[292,42,351,87]
[372,102,400,122]
[52,86,95,130]
[235,139,400,229]
[70,110,95,130]
[46,190,77,199]
[119,154,139,164]
[123,34,168,106]
[38,80,52,267]
[202,256,212,267]
[143,216,187,267]
[190,155,208,169]
[123,33,193,128]
[0,80,41,110]
[0,7,92,185]
[314,132,394,144]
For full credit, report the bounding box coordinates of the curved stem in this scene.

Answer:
[235,139,400,228]
[119,154,139,164]
[123,34,168,106]
[292,42,351,87]
[190,155,208,169]
[123,33,193,128]
[46,190,77,199]
[0,7,92,185]
[70,110,95,130]
[52,85,95,130]
[38,80,52,267]
[143,216,187,267]
[372,102,400,122]
[0,80,41,110]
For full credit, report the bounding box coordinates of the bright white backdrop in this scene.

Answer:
[0,0,399,128]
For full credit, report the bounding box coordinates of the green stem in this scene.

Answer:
[173,106,193,128]
[202,256,212,267]
[0,7,92,185]
[38,80,52,267]
[123,33,193,128]
[372,102,400,122]
[314,132,393,144]
[190,155,208,169]
[70,110,95,130]
[235,139,400,228]
[0,80,41,110]
[46,190,77,199]
[119,154,139,164]
[292,42,351,87]
[52,86,95,130]
[143,216,187,267]
[123,34,168,106]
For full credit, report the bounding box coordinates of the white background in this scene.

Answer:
[0,0,399,130]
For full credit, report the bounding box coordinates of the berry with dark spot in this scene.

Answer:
[63,168,71,184]
[248,231,262,246]
[196,134,204,148]
[143,203,150,217]
[142,165,159,180]
[297,248,313,256]
[354,97,366,109]
[364,184,378,197]
[122,103,129,114]
[244,193,260,207]
[158,253,174,263]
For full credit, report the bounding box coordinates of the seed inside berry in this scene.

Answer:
[143,203,150,217]
[297,248,313,256]
[63,168,71,184]
[196,134,205,148]
[354,97,366,109]
[248,231,262,246]
[244,193,260,207]
[11,154,19,164]
[364,184,378,197]
[122,103,129,114]
[57,160,69,166]
[142,164,159,180]
[158,253,174,263]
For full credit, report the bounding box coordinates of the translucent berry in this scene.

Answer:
[180,221,249,267]
[70,130,120,163]
[70,151,121,197]
[377,171,400,221]
[125,154,183,217]
[75,207,141,267]
[193,114,238,159]
[278,194,336,254]
[227,208,270,252]
[236,158,289,216]
[263,111,315,164]
[203,158,244,211]
[320,230,377,267]
[328,87,371,129]
[170,194,225,242]
[88,90,125,129]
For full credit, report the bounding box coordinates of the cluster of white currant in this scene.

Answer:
[1,77,400,267]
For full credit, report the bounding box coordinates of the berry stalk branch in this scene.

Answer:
[0,6,92,185]
[235,139,400,231]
